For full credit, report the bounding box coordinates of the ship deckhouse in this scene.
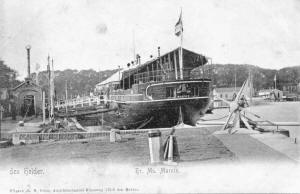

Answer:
[120,47,209,90]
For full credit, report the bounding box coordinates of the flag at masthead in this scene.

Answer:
[175,10,183,36]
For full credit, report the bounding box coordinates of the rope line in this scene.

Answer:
[199,114,229,121]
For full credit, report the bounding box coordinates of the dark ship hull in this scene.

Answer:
[76,96,210,129]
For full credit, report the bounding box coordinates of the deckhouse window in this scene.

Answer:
[166,87,174,98]
[193,87,198,96]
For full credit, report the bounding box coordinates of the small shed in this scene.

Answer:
[12,78,42,116]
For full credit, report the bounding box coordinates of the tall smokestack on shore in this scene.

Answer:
[26,45,31,78]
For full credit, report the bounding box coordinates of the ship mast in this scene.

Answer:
[132,29,136,65]
[47,55,51,121]
[50,58,54,121]
[179,9,184,80]
[234,65,237,92]
[175,8,184,80]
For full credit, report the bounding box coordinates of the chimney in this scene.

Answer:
[136,54,141,65]
[157,46,160,58]
[138,55,141,65]
[157,47,161,67]
[26,45,31,78]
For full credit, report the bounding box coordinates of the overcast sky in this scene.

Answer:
[1,0,300,78]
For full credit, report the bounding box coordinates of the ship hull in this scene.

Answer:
[77,97,210,129]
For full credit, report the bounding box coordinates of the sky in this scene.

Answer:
[1,0,300,79]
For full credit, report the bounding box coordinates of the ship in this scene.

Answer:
[56,47,212,129]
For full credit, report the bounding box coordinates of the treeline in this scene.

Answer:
[0,60,21,89]
[42,64,299,97]
[195,64,300,90]
[34,69,118,99]
[1,58,300,98]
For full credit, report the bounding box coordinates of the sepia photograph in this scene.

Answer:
[0,0,300,193]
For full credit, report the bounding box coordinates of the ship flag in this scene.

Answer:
[175,11,183,36]
[175,9,184,79]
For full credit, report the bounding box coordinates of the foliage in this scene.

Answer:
[200,64,299,90]
[0,59,21,89]
[35,69,118,99]
[2,57,299,98]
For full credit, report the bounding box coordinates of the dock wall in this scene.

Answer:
[11,127,175,145]
[12,131,110,145]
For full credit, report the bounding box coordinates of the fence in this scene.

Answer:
[13,131,110,145]
[11,127,183,145]
[55,96,105,110]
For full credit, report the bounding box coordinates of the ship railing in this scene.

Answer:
[110,94,144,102]
[133,70,165,84]
[133,68,212,84]
[55,95,106,109]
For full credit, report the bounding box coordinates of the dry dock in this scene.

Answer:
[0,101,299,166]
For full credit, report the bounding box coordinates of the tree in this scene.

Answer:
[0,59,20,89]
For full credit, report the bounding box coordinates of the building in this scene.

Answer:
[95,69,124,93]
[215,87,241,101]
[213,87,241,107]
[282,83,300,101]
[258,89,283,101]
[12,78,42,116]
[11,46,43,117]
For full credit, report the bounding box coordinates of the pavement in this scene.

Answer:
[1,116,44,139]
[251,132,300,162]
[213,128,299,163]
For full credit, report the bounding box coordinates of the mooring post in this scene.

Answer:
[110,129,116,142]
[0,105,3,140]
[110,128,121,142]
[12,133,20,145]
[148,130,162,164]
[167,135,174,162]
[42,91,45,125]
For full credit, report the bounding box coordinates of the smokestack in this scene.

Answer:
[136,54,141,65]
[26,45,31,78]
[157,46,160,58]
[138,55,141,65]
